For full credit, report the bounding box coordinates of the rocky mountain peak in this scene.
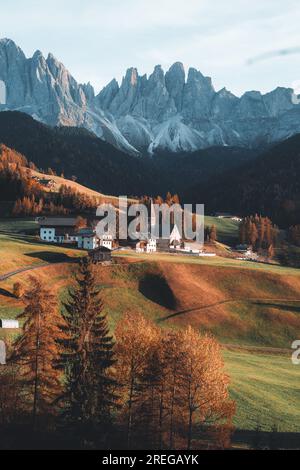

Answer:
[165,62,185,111]
[2,38,300,156]
[124,67,139,87]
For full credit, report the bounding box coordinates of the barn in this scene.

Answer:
[88,247,112,264]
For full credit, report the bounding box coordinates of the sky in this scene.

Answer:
[2,0,300,96]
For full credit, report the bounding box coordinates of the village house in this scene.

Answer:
[136,235,157,253]
[135,225,182,254]
[0,340,6,365]
[38,178,56,189]
[89,246,112,264]
[100,233,114,250]
[38,218,116,251]
[215,212,242,222]
[0,319,19,329]
[235,244,258,260]
[178,241,203,254]
[38,217,78,244]
[77,228,99,250]
[32,176,56,189]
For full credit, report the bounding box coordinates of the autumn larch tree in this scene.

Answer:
[180,327,235,450]
[11,276,66,431]
[13,281,24,299]
[209,225,217,243]
[114,311,158,449]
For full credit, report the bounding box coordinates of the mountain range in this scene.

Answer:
[1,38,300,156]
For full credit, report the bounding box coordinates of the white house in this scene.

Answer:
[135,235,157,254]
[179,241,203,254]
[0,340,6,365]
[0,319,19,329]
[136,241,146,253]
[146,236,157,253]
[77,228,99,250]
[100,233,114,250]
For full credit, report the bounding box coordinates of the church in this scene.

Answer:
[135,200,182,254]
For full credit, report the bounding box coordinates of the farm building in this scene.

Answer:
[39,218,116,251]
[100,233,114,250]
[38,217,78,244]
[0,319,19,329]
[77,228,98,250]
[88,247,112,263]
[0,340,6,365]
[135,235,157,253]
[37,178,56,189]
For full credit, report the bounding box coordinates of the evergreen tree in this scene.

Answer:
[59,257,118,447]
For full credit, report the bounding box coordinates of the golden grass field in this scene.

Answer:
[0,218,299,435]
[31,169,136,205]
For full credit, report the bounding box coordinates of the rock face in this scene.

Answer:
[2,38,300,156]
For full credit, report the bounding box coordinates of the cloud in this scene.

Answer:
[1,0,300,95]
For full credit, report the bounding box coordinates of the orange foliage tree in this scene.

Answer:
[11,277,67,431]
[115,313,235,450]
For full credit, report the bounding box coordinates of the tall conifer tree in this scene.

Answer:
[59,257,117,447]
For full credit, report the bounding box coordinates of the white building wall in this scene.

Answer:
[83,237,97,250]
[0,319,19,329]
[170,225,182,245]
[146,238,157,253]
[101,239,112,250]
[40,228,56,242]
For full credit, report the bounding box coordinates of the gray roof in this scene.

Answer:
[77,228,95,236]
[38,217,78,227]
[89,246,111,253]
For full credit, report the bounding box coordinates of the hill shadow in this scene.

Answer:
[253,301,300,313]
[139,273,177,310]
[25,251,79,264]
[0,288,15,298]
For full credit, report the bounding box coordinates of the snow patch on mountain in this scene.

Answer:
[149,117,204,154]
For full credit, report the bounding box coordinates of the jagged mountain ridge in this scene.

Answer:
[1,38,300,155]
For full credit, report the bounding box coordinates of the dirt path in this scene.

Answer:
[0,262,68,282]
[160,297,300,322]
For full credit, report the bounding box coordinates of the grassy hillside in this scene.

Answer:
[205,215,239,245]
[224,350,300,432]
[0,219,299,434]
[0,233,84,274]
[31,169,136,205]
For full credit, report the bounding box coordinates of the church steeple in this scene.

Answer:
[150,199,156,236]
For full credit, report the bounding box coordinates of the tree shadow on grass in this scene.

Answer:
[24,251,80,264]
[139,273,177,310]
[0,288,15,299]
[253,301,300,314]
